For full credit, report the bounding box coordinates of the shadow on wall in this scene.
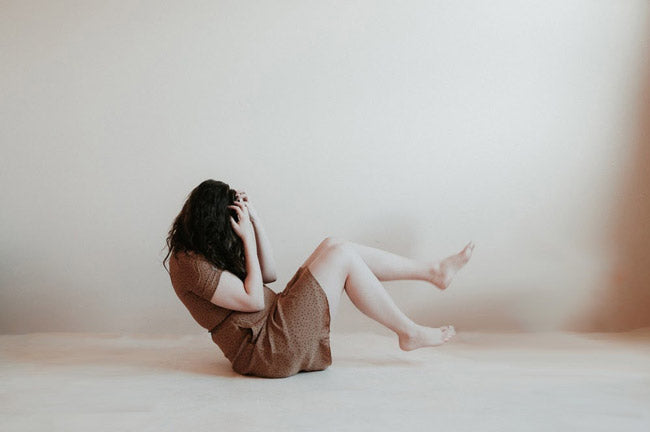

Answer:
[569,56,650,332]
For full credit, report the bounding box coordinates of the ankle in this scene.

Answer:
[397,323,420,342]
[398,324,423,351]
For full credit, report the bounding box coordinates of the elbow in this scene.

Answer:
[252,298,266,312]
[247,293,265,312]
[241,298,265,313]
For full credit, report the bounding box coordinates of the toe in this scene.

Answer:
[443,325,456,342]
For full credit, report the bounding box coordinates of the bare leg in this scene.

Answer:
[307,241,456,350]
[324,237,475,290]
[298,237,337,270]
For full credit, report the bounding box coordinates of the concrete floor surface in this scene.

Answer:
[1,329,649,432]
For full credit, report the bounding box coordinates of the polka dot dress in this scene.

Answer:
[170,251,332,379]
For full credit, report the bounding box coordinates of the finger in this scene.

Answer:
[230,215,243,230]
[227,205,243,216]
[230,204,249,220]
[231,201,245,208]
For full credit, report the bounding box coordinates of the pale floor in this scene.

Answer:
[1,329,649,432]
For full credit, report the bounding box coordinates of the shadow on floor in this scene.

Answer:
[0,333,243,378]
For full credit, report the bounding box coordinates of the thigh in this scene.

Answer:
[305,242,352,319]
[299,236,342,269]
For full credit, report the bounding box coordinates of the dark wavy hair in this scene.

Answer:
[162,179,246,279]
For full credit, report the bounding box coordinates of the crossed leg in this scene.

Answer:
[301,237,474,351]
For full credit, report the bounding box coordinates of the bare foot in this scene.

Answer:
[399,324,456,351]
[429,241,475,290]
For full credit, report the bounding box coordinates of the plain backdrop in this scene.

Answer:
[1,0,649,335]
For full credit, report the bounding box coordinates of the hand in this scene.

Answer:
[234,190,259,223]
[228,201,255,242]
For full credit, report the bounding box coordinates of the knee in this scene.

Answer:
[321,236,346,249]
[322,237,355,259]
[322,237,355,257]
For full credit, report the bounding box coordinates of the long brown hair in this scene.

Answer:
[162,179,246,279]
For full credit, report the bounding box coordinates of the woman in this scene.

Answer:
[163,179,474,378]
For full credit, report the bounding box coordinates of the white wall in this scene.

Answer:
[1,0,649,334]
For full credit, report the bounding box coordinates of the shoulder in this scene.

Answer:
[170,250,229,278]
[170,249,203,263]
[169,250,205,276]
[174,250,224,278]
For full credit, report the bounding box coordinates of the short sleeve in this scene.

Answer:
[192,259,224,302]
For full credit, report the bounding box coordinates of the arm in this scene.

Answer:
[212,201,265,311]
[235,190,277,283]
[240,234,265,309]
[197,220,265,313]
[250,217,278,283]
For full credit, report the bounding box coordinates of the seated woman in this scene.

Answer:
[163,179,474,378]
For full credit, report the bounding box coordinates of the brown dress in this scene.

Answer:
[168,250,332,378]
